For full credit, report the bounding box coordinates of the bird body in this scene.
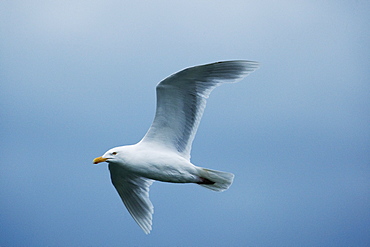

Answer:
[93,60,259,234]
[103,144,200,183]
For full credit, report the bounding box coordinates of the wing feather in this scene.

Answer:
[109,164,154,234]
[140,60,259,159]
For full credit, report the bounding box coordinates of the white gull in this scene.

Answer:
[93,60,259,234]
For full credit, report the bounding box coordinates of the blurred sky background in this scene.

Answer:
[1,1,369,246]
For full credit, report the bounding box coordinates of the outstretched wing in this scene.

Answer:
[109,164,154,234]
[140,60,259,160]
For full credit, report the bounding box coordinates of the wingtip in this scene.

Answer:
[213,60,260,74]
[217,59,259,66]
[239,60,260,70]
[141,226,151,235]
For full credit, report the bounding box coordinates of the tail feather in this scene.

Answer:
[197,168,234,192]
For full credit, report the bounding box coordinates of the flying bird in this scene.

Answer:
[93,60,259,234]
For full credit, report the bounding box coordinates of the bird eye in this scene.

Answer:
[112,152,117,155]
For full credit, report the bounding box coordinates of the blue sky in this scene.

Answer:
[1,1,369,246]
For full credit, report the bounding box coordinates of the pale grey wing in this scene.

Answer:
[140,60,259,160]
[109,164,154,234]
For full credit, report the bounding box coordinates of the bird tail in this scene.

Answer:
[197,168,234,192]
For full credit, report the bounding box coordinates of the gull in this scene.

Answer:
[93,60,259,234]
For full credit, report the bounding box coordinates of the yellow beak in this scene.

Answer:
[93,156,108,164]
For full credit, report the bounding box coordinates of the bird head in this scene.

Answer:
[93,147,122,164]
